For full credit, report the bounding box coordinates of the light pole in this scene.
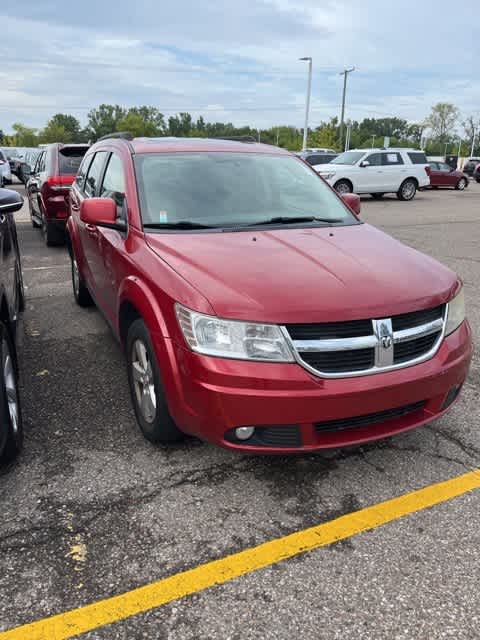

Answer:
[471,126,476,157]
[299,57,312,151]
[371,135,375,148]
[339,67,355,150]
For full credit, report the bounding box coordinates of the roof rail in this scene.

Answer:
[97,131,134,142]
[210,135,257,143]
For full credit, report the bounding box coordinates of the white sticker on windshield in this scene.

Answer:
[159,211,168,222]
[387,153,397,163]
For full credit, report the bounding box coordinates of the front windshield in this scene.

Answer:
[135,152,357,229]
[331,151,365,165]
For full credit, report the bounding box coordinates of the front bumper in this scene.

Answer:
[156,321,473,453]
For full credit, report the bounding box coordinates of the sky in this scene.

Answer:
[1,0,479,133]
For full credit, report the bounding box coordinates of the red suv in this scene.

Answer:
[27,143,89,245]
[67,136,472,453]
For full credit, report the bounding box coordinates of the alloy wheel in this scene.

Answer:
[2,338,18,436]
[72,257,80,298]
[402,181,415,199]
[131,339,157,424]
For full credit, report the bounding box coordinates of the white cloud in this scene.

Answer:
[0,1,479,132]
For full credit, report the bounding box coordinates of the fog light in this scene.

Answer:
[235,426,255,441]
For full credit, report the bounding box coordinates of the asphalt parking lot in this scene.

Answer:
[0,182,479,639]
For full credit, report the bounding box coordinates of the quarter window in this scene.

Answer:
[407,152,428,164]
[84,152,108,197]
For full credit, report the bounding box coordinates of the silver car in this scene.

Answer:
[0,150,13,187]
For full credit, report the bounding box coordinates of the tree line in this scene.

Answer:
[0,102,478,156]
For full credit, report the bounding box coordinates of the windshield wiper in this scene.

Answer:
[143,221,217,230]
[248,216,344,226]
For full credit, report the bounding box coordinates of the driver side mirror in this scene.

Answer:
[0,188,23,214]
[80,197,127,231]
[341,193,361,217]
[359,160,370,168]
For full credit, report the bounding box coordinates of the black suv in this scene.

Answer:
[463,158,480,177]
[0,188,25,466]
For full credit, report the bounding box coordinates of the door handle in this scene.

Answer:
[0,214,6,224]
[86,223,98,235]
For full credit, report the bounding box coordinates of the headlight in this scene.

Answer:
[319,172,335,180]
[445,287,465,335]
[175,304,294,362]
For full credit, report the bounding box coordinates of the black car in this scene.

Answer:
[19,149,41,185]
[0,188,25,466]
[463,158,480,177]
[297,150,338,166]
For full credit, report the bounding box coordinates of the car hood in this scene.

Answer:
[145,224,457,323]
[312,163,347,172]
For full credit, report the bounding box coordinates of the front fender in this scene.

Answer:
[117,276,169,338]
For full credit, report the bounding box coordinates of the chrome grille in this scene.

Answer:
[283,304,446,378]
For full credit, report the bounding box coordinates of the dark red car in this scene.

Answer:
[67,136,472,453]
[26,143,89,245]
[428,161,468,190]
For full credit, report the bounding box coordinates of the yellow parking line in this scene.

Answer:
[2,468,479,640]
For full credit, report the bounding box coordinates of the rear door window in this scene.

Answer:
[382,152,404,165]
[84,152,108,197]
[59,147,89,175]
[407,152,428,164]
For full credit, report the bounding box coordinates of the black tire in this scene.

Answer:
[0,322,23,466]
[432,185,439,190]
[397,178,417,201]
[16,263,25,313]
[371,193,385,200]
[70,251,93,307]
[43,217,64,246]
[455,178,467,191]
[126,318,183,444]
[476,178,480,184]
[333,179,353,195]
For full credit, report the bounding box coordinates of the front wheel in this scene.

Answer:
[397,179,417,201]
[0,322,23,466]
[126,319,183,444]
[334,180,352,195]
[455,178,467,191]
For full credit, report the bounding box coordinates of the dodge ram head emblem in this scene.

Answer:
[382,335,392,349]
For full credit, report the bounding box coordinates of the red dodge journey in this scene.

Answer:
[67,135,472,453]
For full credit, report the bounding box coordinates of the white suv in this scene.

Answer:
[313,148,430,201]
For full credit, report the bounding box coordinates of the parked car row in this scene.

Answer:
[0,148,43,186]
[1,135,473,467]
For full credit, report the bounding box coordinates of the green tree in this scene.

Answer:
[116,112,159,137]
[426,103,459,143]
[0,130,4,144]
[10,123,39,146]
[86,104,126,140]
[168,112,193,136]
[40,113,81,143]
